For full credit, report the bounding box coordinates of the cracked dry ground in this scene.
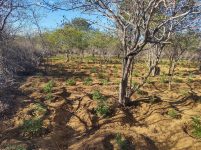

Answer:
[0,58,201,150]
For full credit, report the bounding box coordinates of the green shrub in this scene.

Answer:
[167,108,180,119]
[43,80,54,93]
[174,78,183,83]
[92,90,109,117]
[188,73,194,83]
[90,67,98,73]
[85,56,96,62]
[115,133,127,150]
[84,77,93,85]
[180,90,189,96]
[133,70,141,77]
[191,116,201,138]
[45,93,53,100]
[22,119,43,136]
[100,79,109,85]
[34,103,47,116]
[97,73,106,79]
[95,103,110,117]
[66,78,76,86]
[92,90,105,101]
[160,74,168,83]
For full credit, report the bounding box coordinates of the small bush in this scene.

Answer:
[133,71,140,77]
[92,90,105,101]
[22,119,43,136]
[43,80,54,93]
[34,103,47,116]
[180,90,189,96]
[90,67,98,73]
[188,73,194,83]
[66,78,76,86]
[113,65,118,73]
[160,74,168,83]
[100,79,109,85]
[115,133,127,150]
[167,108,180,119]
[91,90,109,117]
[191,116,201,138]
[45,93,53,100]
[97,73,106,79]
[95,103,110,117]
[84,77,93,85]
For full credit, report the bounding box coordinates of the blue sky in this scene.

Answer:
[38,8,111,32]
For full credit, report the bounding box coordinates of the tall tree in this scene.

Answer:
[43,0,201,106]
[70,17,91,31]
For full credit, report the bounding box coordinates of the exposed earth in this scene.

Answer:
[0,56,201,150]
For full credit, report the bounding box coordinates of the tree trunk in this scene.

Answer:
[118,56,133,106]
[119,77,129,105]
[147,45,161,76]
[152,66,160,76]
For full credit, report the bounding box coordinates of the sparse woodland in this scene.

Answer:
[0,0,201,149]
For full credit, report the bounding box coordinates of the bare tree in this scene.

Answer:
[42,0,201,106]
[166,31,200,90]
[0,0,43,87]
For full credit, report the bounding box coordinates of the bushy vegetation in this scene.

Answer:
[84,77,93,85]
[66,78,76,86]
[43,80,54,93]
[167,108,180,119]
[91,90,110,117]
[22,119,43,137]
[191,116,201,139]
[115,133,128,150]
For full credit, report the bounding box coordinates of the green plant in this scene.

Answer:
[191,116,201,138]
[180,90,189,96]
[43,80,54,93]
[97,73,106,79]
[34,103,47,116]
[90,67,98,73]
[188,73,194,83]
[115,133,127,150]
[132,70,141,77]
[66,78,76,86]
[160,74,168,83]
[95,103,110,117]
[167,108,180,119]
[174,78,183,83]
[100,79,109,85]
[92,90,105,101]
[45,93,53,100]
[22,119,43,136]
[84,77,93,85]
